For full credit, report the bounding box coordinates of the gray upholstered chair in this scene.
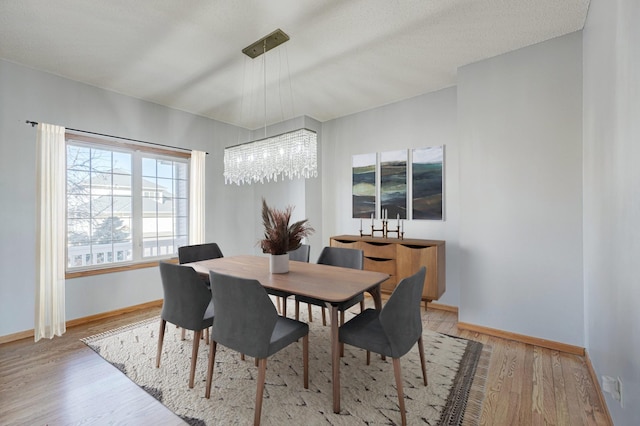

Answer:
[339,266,427,426]
[156,261,214,388]
[288,243,310,262]
[205,271,309,426]
[269,244,311,316]
[295,246,364,326]
[177,242,223,340]
[178,242,224,264]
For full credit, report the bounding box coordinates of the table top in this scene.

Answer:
[187,255,389,304]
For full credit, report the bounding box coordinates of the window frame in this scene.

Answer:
[64,133,190,278]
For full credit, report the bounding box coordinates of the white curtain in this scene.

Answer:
[188,150,206,244]
[35,123,67,342]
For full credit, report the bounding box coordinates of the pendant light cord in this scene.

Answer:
[263,40,267,139]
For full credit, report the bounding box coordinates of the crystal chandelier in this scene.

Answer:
[224,29,318,185]
[224,128,317,185]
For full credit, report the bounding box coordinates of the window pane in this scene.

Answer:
[67,145,91,171]
[173,198,188,215]
[175,162,188,180]
[67,219,91,246]
[112,152,132,174]
[67,194,91,218]
[113,173,131,196]
[91,172,112,196]
[157,178,173,196]
[174,216,188,236]
[113,197,132,219]
[142,158,156,177]
[174,179,187,196]
[67,139,189,270]
[157,160,173,178]
[91,149,112,172]
[67,170,90,194]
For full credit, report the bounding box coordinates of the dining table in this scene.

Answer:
[186,254,389,413]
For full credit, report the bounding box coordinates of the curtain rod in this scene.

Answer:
[25,120,209,155]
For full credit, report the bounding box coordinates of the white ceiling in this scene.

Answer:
[0,0,590,130]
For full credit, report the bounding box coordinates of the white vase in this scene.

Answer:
[269,253,289,274]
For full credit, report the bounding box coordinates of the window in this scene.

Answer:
[66,133,189,271]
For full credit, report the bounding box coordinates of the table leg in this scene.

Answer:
[330,303,340,413]
[368,284,383,310]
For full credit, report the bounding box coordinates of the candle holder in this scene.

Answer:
[360,217,404,239]
[371,220,386,238]
[386,223,404,240]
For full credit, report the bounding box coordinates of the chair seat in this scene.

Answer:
[268,317,309,357]
[295,292,364,311]
[339,308,393,357]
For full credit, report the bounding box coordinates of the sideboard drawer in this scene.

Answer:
[331,239,362,251]
[360,241,396,259]
[364,257,396,275]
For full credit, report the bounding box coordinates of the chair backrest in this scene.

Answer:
[159,261,214,330]
[288,244,310,262]
[178,242,224,264]
[316,246,363,270]
[209,271,278,359]
[379,266,426,358]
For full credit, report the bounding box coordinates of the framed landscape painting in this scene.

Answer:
[352,153,377,218]
[412,146,444,220]
[380,150,407,219]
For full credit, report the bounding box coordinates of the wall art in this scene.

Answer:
[412,146,444,220]
[380,150,407,219]
[352,153,377,218]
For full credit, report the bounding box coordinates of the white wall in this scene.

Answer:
[0,59,245,337]
[583,0,640,422]
[321,87,461,307]
[456,33,584,345]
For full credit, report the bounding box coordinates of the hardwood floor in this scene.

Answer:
[0,303,611,425]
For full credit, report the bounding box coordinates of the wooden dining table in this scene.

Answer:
[186,254,389,413]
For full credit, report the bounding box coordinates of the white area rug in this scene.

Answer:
[82,306,488,425]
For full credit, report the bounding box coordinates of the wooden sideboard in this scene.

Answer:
[330,235,445,302]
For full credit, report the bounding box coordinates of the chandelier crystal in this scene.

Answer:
[224,128,317,185]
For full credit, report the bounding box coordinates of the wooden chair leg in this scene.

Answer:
[189,330,201,388]
[308,303,313,322]
[241,353,245,361]
[340,311,345,357]
[360,300,365,312]
[255,358,267,426]
[282,297,287,317]
[417,336,428,386]
[392,358,407,426]
[205,340,217,398]
[366,350,370,366]
[321,307,326,326]
[156,319,166,368]
[295,300,300,321]
[302,334,309,389]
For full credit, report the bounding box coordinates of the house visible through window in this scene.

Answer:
[66,133,189,271]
